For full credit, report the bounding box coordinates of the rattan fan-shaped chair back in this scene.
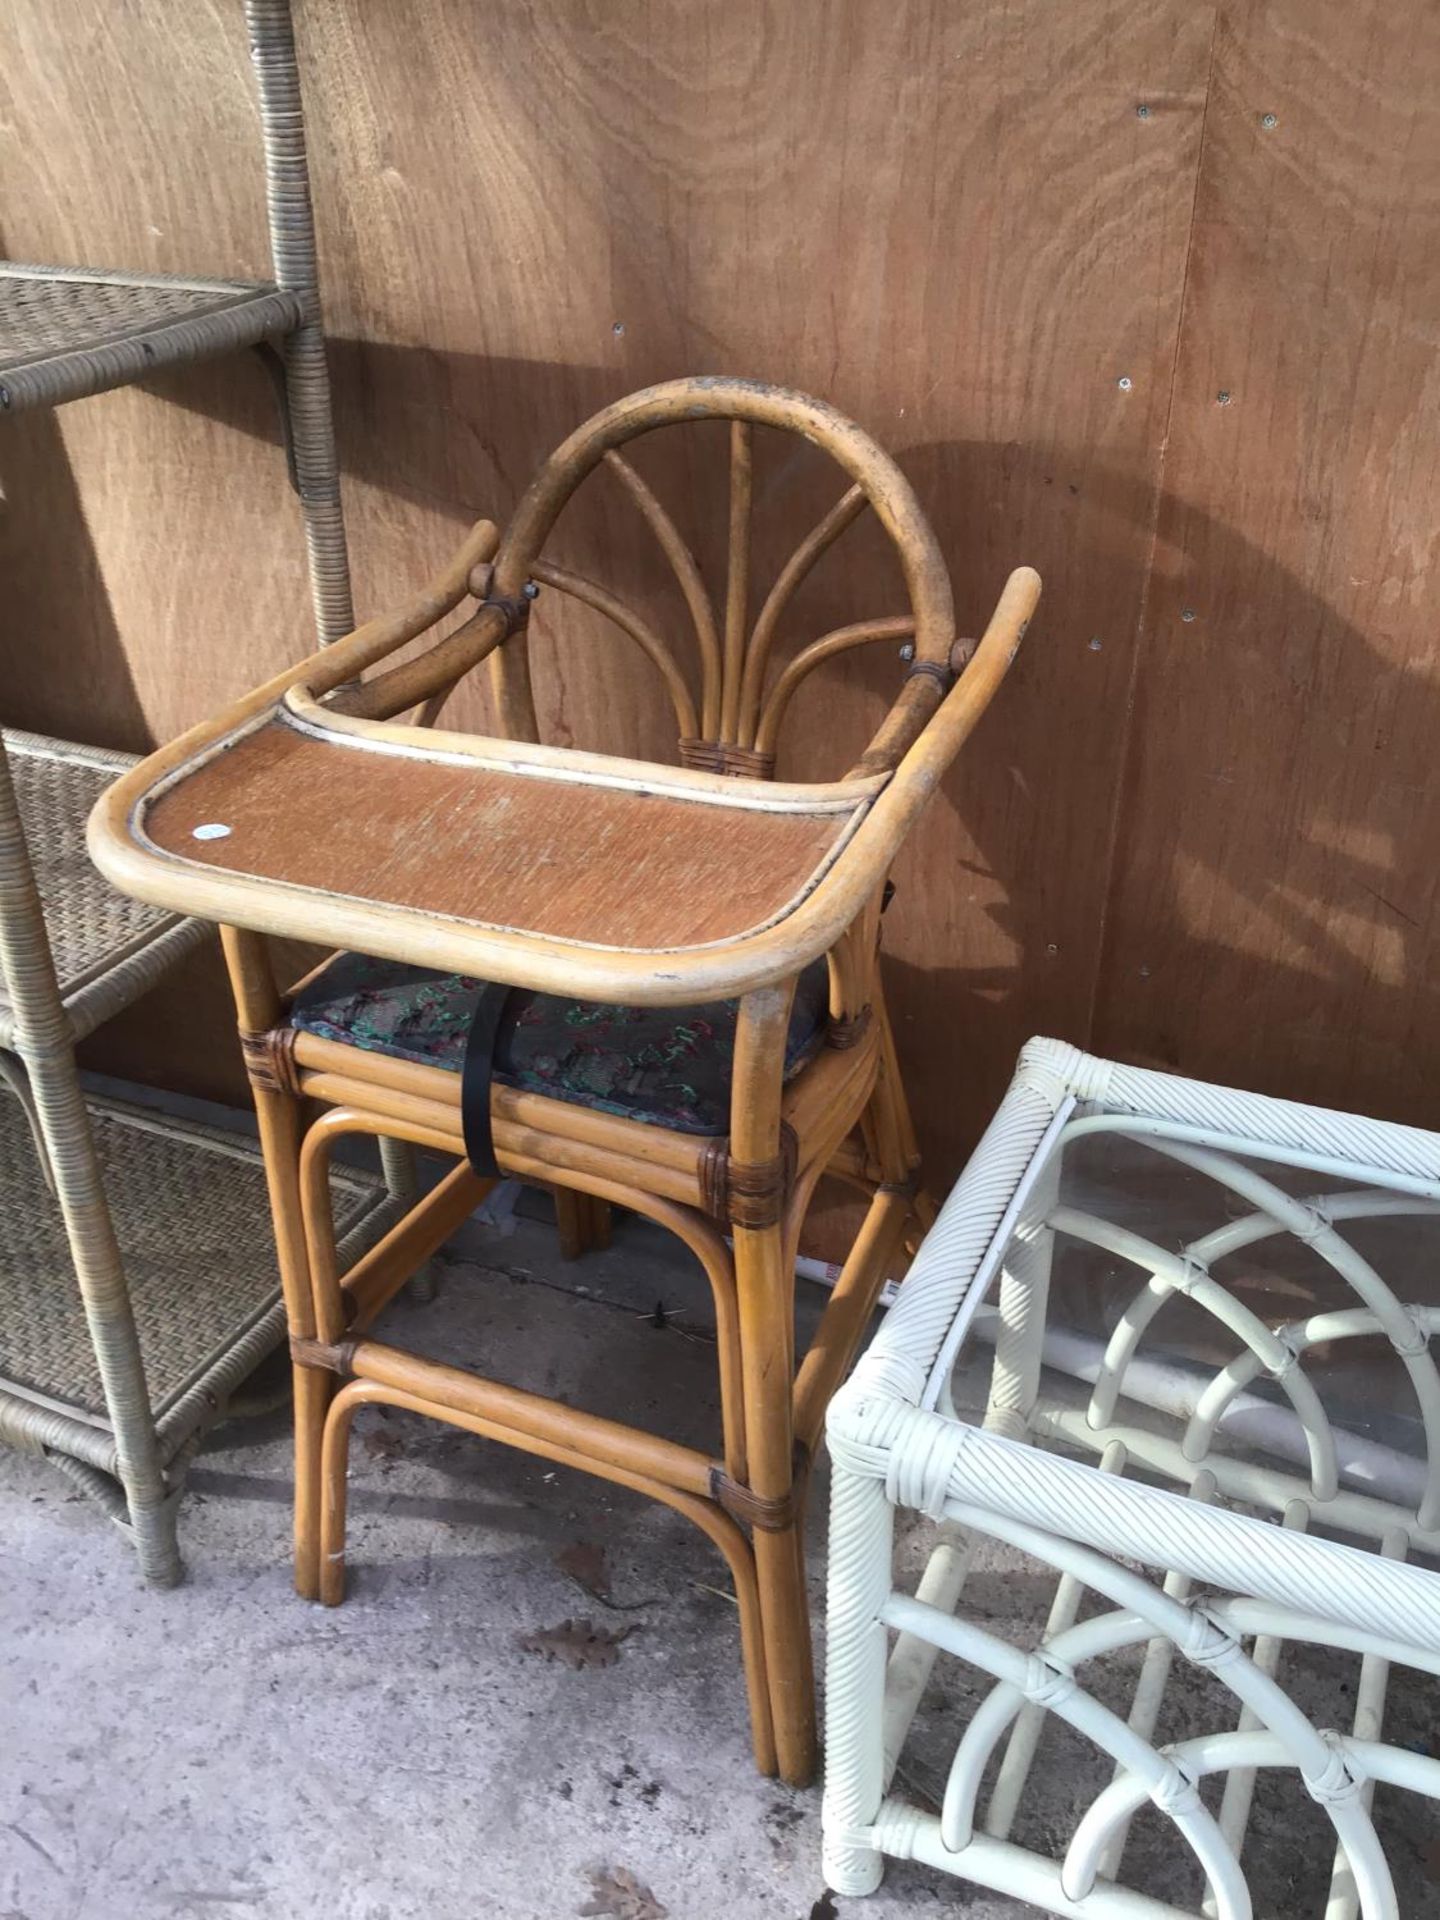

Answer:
[348,378,959,785]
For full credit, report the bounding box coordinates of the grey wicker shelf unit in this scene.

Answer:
[0,0,416,1583]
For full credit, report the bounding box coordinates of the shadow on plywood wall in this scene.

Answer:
[0,404,146,750]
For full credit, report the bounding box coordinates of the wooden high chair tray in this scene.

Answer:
[99,690,886,1003]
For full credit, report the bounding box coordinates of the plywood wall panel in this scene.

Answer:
[0,0,1216,1184]
[0,1,320,752]
[1092,0,1440,1127]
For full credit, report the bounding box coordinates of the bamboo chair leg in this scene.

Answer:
[555,1184,588,1261]
[743,1235,816,1788]
[220,927,332,1598]
[865,986,933,1276]
[265,1109,333,1597]
[292,1359,335,1597]
[866,987,921,1184]
[731,983,817,1787]
[582,1192,612,1251]
[256,1085,333,1598]
[745,1392,816,1787]
[317,1381,357,1605]
[793,1183,912,1453]
[853,995,943,1294]
[555,1185,612,1260]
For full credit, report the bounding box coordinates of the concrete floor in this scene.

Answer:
[4,1195,1437,1918]
[2,1198,982,1920]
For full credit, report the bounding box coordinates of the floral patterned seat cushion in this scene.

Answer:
[288,952,832,1135]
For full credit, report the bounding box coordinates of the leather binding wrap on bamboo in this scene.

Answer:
[239,1023,301,1098]
[679,739,778,780]
[700,1124,799,1229]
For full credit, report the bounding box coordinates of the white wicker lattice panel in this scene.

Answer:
[824,1038,1440,1920]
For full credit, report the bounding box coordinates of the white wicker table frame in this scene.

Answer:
[823,1038,1440,1919]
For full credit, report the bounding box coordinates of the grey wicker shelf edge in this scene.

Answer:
[0,1090,400,1479]
[0,262,300,412]
[0,732,213,1049]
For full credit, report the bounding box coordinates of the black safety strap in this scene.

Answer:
[460,983,516,1177]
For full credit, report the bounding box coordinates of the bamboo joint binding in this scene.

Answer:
[678,739,777,779]
[239,1025,300,1097]
[290,1333,357,1375]
[700,1123,798,1227]
[826,1005,873,1050]
[710,1444,811,1532]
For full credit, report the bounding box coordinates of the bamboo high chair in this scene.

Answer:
[89,377,1039,1784]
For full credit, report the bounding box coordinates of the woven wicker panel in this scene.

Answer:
[3,733,182,1008]
[0,273,246,364]
[0,266,298,411]
[0,1093,376,1422]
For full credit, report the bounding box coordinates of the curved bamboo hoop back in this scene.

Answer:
[441,378,956,776]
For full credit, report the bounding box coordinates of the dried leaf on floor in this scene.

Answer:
[518,1616,637,1670]
[362,1427,405,1462]
[557,1541,658,1612]
[808,1893,839,1920]
[579,1866,667,1920]
[556,1540,612,1602]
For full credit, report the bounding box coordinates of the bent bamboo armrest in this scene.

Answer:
[112,515,503,783]
[306,516,503,704]
[88,563,1038,1009]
